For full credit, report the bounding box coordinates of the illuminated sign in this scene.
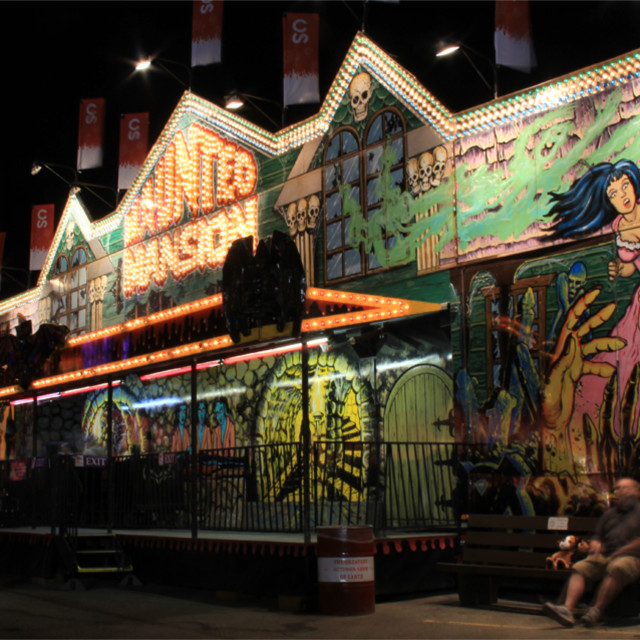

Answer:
[123,123,258,297]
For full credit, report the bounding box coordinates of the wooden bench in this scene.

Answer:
[437,514,601,607]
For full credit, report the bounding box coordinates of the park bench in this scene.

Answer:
[437,513,639,615]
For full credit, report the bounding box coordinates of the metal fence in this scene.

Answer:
[0,441,459,535]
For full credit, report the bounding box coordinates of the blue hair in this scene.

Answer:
[546,160,640,239]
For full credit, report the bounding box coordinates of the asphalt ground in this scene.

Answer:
[0,578,640,640]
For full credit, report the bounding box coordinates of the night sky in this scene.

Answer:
[2,0,640,296]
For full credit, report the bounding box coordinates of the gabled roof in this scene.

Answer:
[0,195,94,317]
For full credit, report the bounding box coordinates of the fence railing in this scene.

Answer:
[0,441,459,535]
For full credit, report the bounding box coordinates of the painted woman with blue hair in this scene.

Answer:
[547,159,640,277]
[545,159,640,436]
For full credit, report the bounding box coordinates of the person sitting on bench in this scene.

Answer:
[544,477,640,627]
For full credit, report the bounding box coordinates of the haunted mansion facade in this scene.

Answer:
[0,34,639,531]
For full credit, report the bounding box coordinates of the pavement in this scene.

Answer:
[0,578,640,639]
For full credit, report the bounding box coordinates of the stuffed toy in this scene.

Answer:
[546,535,579,570]
[573,538,590,563]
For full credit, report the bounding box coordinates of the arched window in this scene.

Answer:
[364,109,406,272]
[323,127,362,281]
[52,247,88,335]
[322,109,406,283]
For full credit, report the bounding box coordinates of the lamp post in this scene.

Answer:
[436,42,498,99]
[31,161,76,185]
[32,162,118,209]
[224,92,284,129]
[135,56,191,90]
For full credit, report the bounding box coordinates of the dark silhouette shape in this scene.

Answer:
[0,316,69,389]
[222,232,306,343]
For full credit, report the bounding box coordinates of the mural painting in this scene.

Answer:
[2,315,450,529]
[457,157,640,516]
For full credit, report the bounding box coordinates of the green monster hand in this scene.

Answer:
[542,288,626,432]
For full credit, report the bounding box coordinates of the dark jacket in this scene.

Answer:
[594,499,640,556]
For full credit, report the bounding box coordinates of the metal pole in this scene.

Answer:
[191,363,198,539]
[301,338,311,543]
[31,393,37,458]
[107,381,114,533]
[373,356,382,532]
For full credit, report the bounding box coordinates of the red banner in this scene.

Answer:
[283,13,320,107]
[77,98,106,170]
[29,204,55,271]
[192,0,223,67]
[495,0,536,72]
[118,113,150,191]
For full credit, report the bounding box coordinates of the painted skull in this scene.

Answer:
[296,198,308,233]
[95,275,108,299]
[568,262,587,300]
[88,279,97,304]
[307,195,320,230]
[406,157,421,196]
[419,152,434,193]
[285,202,298,234]
[431,146,448,187]
[65,222,75,251]
[349,72,372,122]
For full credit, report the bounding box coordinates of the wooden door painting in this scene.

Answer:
[383,364,454,527]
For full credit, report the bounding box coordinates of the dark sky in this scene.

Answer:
[2,0,640,296]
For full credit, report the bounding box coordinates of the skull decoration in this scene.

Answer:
[349,72,372,122]
[285,202,298,235]
[406,158,421,197]
[296,198,308,234]
[567,262,587,301]
[88,279,97,304]
[65,222,75,251]
[307,195,320,230]
[419,152,434,193]
[430,146,448,188]
[95,275,108,300]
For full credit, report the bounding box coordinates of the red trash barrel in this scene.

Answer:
[316,525,376,615]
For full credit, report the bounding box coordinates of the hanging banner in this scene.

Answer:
[192,0,223,67]
[77,98,106,170]
[495,0,536,72]
[283,12,320,107]
[29,204,55,271]
[118,113,150,191]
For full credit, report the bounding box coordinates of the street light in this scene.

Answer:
[31,161,76,183]
[436,42,498,99]
[224,92,283,129]
[32,162,118,209]
[135,56,191,89]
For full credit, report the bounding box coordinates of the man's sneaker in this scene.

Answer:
[543,602,576,627]
[581,606,602,627]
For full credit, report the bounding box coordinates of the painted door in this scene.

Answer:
[384,364,454,527]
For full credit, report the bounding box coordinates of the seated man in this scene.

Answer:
[544,477,640,627]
